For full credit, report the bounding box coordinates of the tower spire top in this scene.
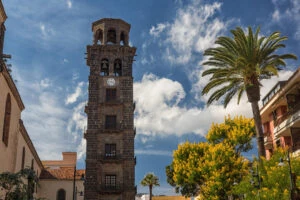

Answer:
[92,18,130,46]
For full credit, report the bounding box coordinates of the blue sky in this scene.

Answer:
[3,0,300,196]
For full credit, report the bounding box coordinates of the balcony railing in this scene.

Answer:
[275,101,300,126]
[264,135,272,143]
[264,135,273,149]
[274,104,300,138]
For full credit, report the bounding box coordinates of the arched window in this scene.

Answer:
[120,31,127,46]
[21,147,25,169]
[57,189,66,200]
[93,29,103,45]
[31,159,34,169]
[2,93,11,146]
[100,59,109,76]
[107,29,116,44]
[114,59,122,76]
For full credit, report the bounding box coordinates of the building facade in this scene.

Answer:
[260,68,300,159]
[85,18,136,200]
[39,152,85,200]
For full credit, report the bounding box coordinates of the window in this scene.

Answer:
[106,89,117,101]
[120,32,127,45]
[114,59,122,76]
[105,175,116,188]
[276,140,281,148]
[105,115,116,129]
[2,94,11,146]
[107,29,116,44]
[272,110,277,121]
[100,59,109,76]
[94,29,103,45]
[57,189,66,200]
[105,144,116,158]
[31,159,34,169]
[21,147,25,169]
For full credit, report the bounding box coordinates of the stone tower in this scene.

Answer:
[84,18,136,200]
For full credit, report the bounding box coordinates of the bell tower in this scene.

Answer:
[84,18,136,200]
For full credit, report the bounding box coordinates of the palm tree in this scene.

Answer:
[202,26,297,158]
[141,173,160,200]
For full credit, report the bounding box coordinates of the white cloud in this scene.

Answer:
[135,149,172,156]
[66,102,87,159]
[65,82,86,105]
[40,78,51,88]
[11,65,87,160]
[134,73,251,137]
[39,22,56,39]
[272,9,280,21]
[148,0,226,65]
[67,102,87,136]
[77,138,86,160]
[149,23,168,37]
[67,0,72,9]
[271,0,300,40]
[134,70,295,138]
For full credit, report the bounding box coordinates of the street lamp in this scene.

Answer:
[73,166,76,200]
[250,163,261,200]
[73,170,85,200]
[278,149,295,200]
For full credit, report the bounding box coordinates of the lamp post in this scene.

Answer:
[73,166,76,200]
[250,163,261,200]
[278,149,295,200]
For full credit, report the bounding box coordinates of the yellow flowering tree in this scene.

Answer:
[233,148,300,200]
[207,115,255,154]
[167,115,254,199]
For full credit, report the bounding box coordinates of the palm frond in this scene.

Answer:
[201,26,297,107]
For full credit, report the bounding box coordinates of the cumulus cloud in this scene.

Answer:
[147,0,227,65]
[134,70,295,138]
[134,74,249,137]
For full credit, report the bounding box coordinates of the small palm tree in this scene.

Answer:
[141,173,160,200]
[202,26,297,158]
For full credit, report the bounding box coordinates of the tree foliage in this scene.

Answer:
[0,168,39,200]
[233,148,300,200]
[141,172,160,200]
[207,115,255,154]
[167,115,254,199]
[201,26,297,158]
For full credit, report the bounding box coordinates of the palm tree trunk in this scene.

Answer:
[251,101,266,158]
[149,185,153,200]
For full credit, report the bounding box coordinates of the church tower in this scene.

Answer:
[84,18,136,200]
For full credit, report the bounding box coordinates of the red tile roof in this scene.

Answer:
[40,167,85,180]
